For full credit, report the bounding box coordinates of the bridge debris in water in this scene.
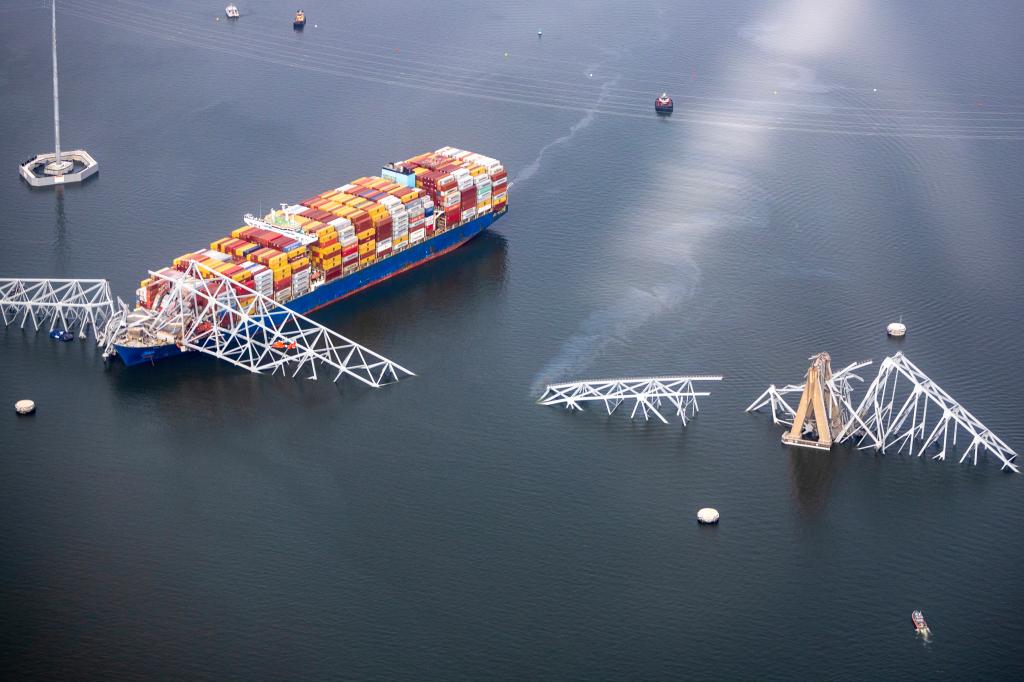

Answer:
[0,277,118,340]
[538,375,723,425]
[748,352,1018,472]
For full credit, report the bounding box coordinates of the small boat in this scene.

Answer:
[49,329,74,342]
[537,29,543,36]
[293,9,306,28]
[887,318,906,337]
[655,92,674,115]
[225,4,239,19]
[912,610,931,637]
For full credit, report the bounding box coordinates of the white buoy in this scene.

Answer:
[697,507,720,525]
[887,321,907,337]
[537,29,543,36]
[15,399,36,415]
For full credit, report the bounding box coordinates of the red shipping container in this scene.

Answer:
[460,187,476,206]
[374,216,393,240]
[273,276,292,292]
[445,207,461,225]
[342,244,358,256]
[325,266,344,281]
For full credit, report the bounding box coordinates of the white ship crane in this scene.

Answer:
[538,375,723,425]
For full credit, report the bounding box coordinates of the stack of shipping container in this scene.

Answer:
[136,148,506,310]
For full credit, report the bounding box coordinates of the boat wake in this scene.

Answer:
[514,68,621,185]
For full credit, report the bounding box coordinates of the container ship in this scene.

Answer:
[110,147,508,366]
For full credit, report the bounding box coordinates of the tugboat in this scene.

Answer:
[912,610,931,638]
[655,92,674,115]
[225,4,240,19]
[293,9,306,29]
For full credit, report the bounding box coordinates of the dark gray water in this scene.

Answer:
[3,0,1024,678]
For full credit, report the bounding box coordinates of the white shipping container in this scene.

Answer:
[338,184,358,192]
[328,217,352,229]
[461,207,477,221]
[203,249,232,262]
[410,228,426,243]
[380,196,401,207]
[340,235,358,248]
[274,287,292,303]
[492,191,507,203]
[376,238,393,253]
[491,175,507,188]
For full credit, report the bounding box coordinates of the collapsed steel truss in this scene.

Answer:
[746,357,875,450]
[538,375,723,425]
[836,353,1018,472]
[748,353,1018,472]
[122,261,414,386]
[0,277,118,339]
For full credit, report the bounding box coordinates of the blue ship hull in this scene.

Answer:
[114,209,504,367]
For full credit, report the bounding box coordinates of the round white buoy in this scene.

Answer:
[887,322,907,337]
[697,507,720,525]
[15,399,35,415]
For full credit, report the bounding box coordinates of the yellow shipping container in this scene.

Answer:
[320,201,342,212]
[230,226,248,239]
[359,255,377,267]
[357,227,375,242]
[393,234,408,247]
[325,255,341,269]
[333,192,355,204]
[318,190,339,200]
[272,265,292,280]
[291,215,310,228]
[469,165,486,177]
[358,241,375,255]
[290,257,310,271]
[313,242,341,257]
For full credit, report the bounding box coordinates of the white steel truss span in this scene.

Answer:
[538,376,723,425]
[133,261,414,387]
[836,353,1019,472]
[0,277,117,339]
[748,353,1018,472]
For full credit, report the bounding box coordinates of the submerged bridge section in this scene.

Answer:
[748,352,1018,472]
[117,261,414,386]
[538,375,723,425]
[0,277,118,339]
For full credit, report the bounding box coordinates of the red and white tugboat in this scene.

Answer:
[655,92,674,115]
[912,610,931,639]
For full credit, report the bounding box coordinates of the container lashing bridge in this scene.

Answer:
[747,352,1018,472]
[538,375,723,425]
[0,262,413,387]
